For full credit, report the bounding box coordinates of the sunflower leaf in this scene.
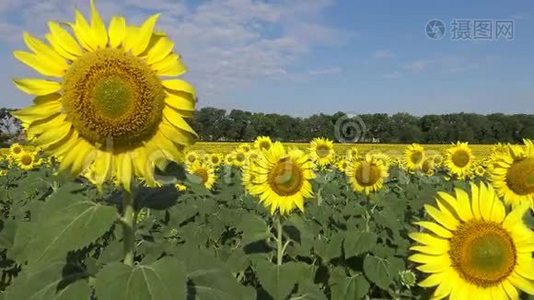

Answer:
[95,257,186,300]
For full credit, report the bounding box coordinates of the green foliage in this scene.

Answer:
[1,161,528,299]
[95,257,186,300]
[192,107,534,143]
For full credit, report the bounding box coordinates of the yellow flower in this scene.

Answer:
[445,142,474,179]
[224,153,235,166]
[9,143,24,157]
[409,182,534,299]
[208,153,223,167]
[421,157,435,176]
[175,183,187,192]
[345,147,360,160]
[345,154,389,195]
[336,158,350,173]
[243,142,315,215]
[238,143,252,153]
[11,0,196,191]
[309,137,335,167]
[185,151,199,165]
[232,149,247,167]
[0,170,7,176]
[253,136,272,151]
[186,161,216,190]
[404,144,425,172]
[17,151,39,171]
[490,144,534,208]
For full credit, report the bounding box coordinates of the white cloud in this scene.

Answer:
[308,67,342,76]
[373,49,394,60]
[404,60,433,72]
[0,0,352,108]
[383,71,401,79]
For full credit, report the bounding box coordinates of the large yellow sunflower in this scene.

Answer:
[445,142,474,179]
[404,143,425,172]
[490,144,534,208]
[309,137,335,167]
[244,142,315,215]
[345,154,389,195]
[186,161,216,190]
[11,0,196,191]
[409,183,534,299]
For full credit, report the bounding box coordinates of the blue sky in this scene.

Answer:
[0,0,532,116]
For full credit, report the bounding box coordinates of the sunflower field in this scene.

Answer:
[0,1,533,300]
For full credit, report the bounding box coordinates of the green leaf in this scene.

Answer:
[56,280,92,300]
[343,231,377,258]
[255,261,306,300]
[237,212,270,245]
[0,219,17,249]
[314,232,344,262]
[3,260,89,300]
[296,281,327,300]
[95,257,187,300]
[173,245,254,300]
[330,269,370,300]
[22,194,117,264]
[363,255,395,290]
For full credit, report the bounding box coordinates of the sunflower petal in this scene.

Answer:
[164,93,195,114]
[507,273,534,295]
[47,22,82,57]
[414,221,452,238]
[92,150,112,185]
[129,14,160,56]
[424,204,459,231]
[11,100,62,124]
[146,36,174,65]
[162,106,198,136]
[71,10,97,51]
[13,79,61,96]
[34,121,71,148]
[22,32,65,62]
[152,53,187,76]
[454,188,473,221]
[408,232,449,249]
[162,79,195,96]
[116,152,133,192]
[89,0,108,49]
[13,51,66,77]
[108,16,126,48]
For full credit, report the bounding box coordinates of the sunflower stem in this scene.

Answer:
[121,190,136,266]
[275,215,283,266]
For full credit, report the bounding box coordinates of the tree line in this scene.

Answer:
[192,107,534,144]
[1,107,533,145]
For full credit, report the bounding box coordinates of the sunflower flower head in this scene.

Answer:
[345,153,389,195]
[409,182,534,299]
[254,136,273,151]
[490,143,534,208]
[404,143,425,172]
[12,0,197,192]
[309,137,335,167]
[445,142,475,180]
[244,142,315,215]
[186,161,216,190]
